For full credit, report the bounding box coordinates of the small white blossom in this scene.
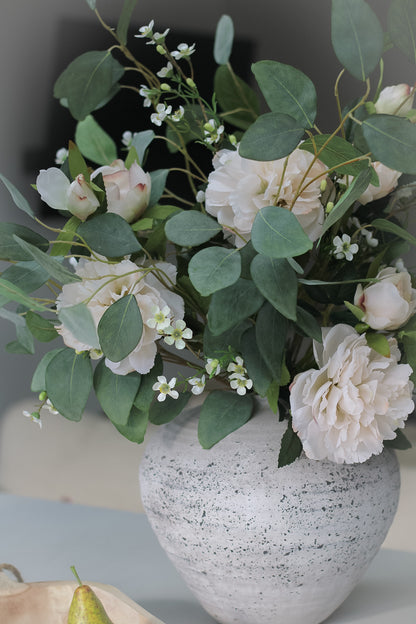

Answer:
[121,131,133,147]
[170,106,185,122]
[139,85,153,107]
[332,234,359,261]
[171,42,196,59]
[152,375,179,402]
[227,356,247,379]
[189,375,206,395]
[150,103,172,126]
[55,147,68,165]
[394,258,406,272]
[157,62,173,78]
[164,319,193,349]
[146,305,172,330]
[205,358,221,376]
[134,20,154,38]
[230,376,253,396]
[361,228,379,248]
[44,399,59,415]
[196,190,205,203]
[23,410,42,428]
[147,29,170,45]
[68,256,78,269]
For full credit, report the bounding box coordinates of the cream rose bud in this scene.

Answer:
[289,324,414,464]
[356,161,401,205]
[92,159,151,223]
[375,84,414,116]
[354,266,416,330]
[36,167,99,220]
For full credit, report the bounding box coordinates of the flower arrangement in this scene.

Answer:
[1,0,416,466]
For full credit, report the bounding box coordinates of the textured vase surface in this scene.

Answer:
[139,399,400,624]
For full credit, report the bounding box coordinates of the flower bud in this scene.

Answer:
[320,179,327,192]
[156,44,166,55]
[66,174,100,221]
[160,83,171,91]
[38,391,47,401]
[375,84,414,116]
[325,201,334,214]
[186,77,196,89]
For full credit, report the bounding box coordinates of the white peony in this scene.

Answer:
[91,159,151,223]
[205,146,327,247]
[289,324,414,464]
[357,161,402,205]
[56,256,184,375]
[36,168,99,221]
[375,84,414,116]
[354,266,416,331]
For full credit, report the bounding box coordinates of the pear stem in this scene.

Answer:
[70,565,83,587]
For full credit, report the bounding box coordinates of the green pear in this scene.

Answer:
[68,567,115,624]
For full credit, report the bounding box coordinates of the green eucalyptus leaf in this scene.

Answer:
[251,205,313,258]
[203,320,251,359]
[255,302,288,379]
[149,391,192,425]
[113,405,149,443]
[266,379,280,414]
[252,60,317,128]
[295,307,322,342]
[214,14,234,64]
[388,0,416,64]
[50,216,81,257]
[0,278,46,311]
[116,0,138,45]
[54,50,125,121]
[77,213,142,256]
[6,324,35,355]
[362,114,416,174]
[239,112,305,161]
[189,247,241,296]
[165,210,222,246]
[278,419,303,467]
[0,174,34,218]
[371,218,416,246]
[214,65,259,130]
[31,348,63,392]
[250,255,297,321]
[207,278,264,335]
[0,261,49,306]
[143,204,181,221]
[94,359,141,425]
[149,169,169,208]
[0,224,48,262]
[240,327,273,396]
[300,134,377,181]
[58,303,100,350]
[75,115,118,166]
[198,390,254,449]
[321,167,373,236]
[97,294,143,362]
[331,0,384,81]
[12,236,80,285]
[45,348,93,421]
[131,130,155,165]
[26,311,58,342]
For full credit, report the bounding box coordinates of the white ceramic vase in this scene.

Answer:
[139,398,400,624]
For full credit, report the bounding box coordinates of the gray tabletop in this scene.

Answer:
[1,494,415,623]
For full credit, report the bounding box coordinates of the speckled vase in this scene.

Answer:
[139,398,400,624]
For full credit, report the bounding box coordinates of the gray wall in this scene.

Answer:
[0,0,411,410]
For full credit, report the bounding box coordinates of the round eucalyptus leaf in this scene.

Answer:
[251,206,313,259]
[252,60,317,128]
[93,359,141,426]
[362,114,416,174]
[188,247,241,296]
[250,255,297,320]
[239,112,305,161]
[45,348,93,421]
[214,14,234,64]
[165,210,222,246]
[207,278,264,335]
[198,390,254,449]
[98,294,143,362]
[77,213,142,256]
[75,115,117,166]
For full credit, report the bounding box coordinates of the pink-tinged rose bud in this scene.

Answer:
[66,173,100,221]
[36,167,99,220]
[92,159,151,223]
[375,84,414,116]
[354,266,416,330]
[356,161,402,205]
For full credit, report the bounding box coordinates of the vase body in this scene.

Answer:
[139,399,400,624]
